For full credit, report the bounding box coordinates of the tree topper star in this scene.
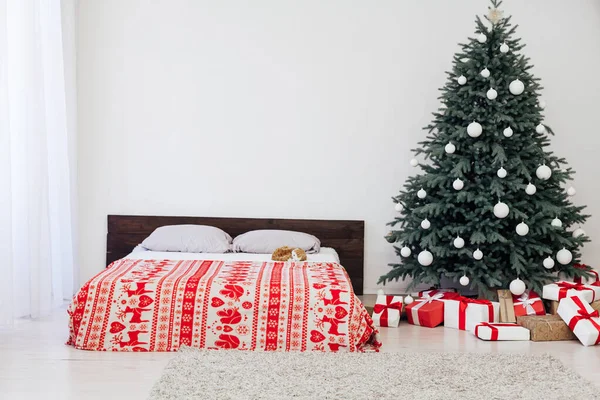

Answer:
[488,8,504,24]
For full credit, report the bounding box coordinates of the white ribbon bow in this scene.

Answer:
[421,292,445,303]
[515,291,541,315]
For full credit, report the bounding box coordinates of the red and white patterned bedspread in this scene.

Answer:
[67,259,380,352]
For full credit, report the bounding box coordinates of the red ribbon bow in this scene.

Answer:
[567,296,600,345]
[556,282,596,301]
[574,264,600,287]
[474,322,522,341]
[457,297,494,330]
[373,296,403,327]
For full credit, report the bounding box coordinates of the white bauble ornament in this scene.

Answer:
[516,222,529,236]
[480,68,490,78]
[457,75,467,85]
[410,158,419,167]
[509,79,525,95]
[543,257,555,269]
[417,250,433,266]
[445,142,456,154]
[453,236,465,249]
[500,42,509,53]
[417,188,427,199]
[567,187,576,196]
[536,165,552,180]
[509,278,526,296]
[503,127,514,138]
[394,202,403,212]
[453,178,464,191]
[467,121,483,138]
[556,248,573,265]
[459,275,470,286]
[400,246,411,257]
[539,100,546,109]
[486,88,498,100]
[404,295,414,305]
[525,183,537,195]
[477,33,487,43]
[573,228,586,238]
[551,217,562,228]
[535,124,546,134]
[421,219,431,229]
[497,167,507,178]
[493,202,510,219]
[473,248,483,260]
[377,289,385,296]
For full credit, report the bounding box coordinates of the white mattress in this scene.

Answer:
[125,246,341,263]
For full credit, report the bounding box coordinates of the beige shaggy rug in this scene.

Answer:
[148,346,598,400]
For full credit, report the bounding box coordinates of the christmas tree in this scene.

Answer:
[380,0,592,295]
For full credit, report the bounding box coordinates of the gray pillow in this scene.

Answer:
[141,225,232,253]
[232,230,321,254]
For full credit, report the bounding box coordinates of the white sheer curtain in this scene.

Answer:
[0,0,77,325]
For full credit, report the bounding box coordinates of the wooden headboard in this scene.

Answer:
[106,215,365,294]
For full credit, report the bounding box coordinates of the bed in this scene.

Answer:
[67,215,379,352]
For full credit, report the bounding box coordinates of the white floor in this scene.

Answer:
[1,297,599,400]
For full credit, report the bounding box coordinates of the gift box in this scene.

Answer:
[516,314,576,341]
[573,264,600,286]
[405,292,457,328]
[421,291,460,301]
[443,296,499,331]
[557,296,600,346]
[546,300,559,315]
[547,299,600,315]
[497,289,516,323]
[541,281,599,303]
[372,295,403,327]
[411,288,457,298]
[512,290,545,317]
[473,322,530,341]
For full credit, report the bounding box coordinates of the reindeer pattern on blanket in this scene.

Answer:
[67,259,379,352]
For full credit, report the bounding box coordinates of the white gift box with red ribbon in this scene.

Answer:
[473,322,530,341]
[573,264,600,286]
[372,295,403,328]
[542,281,599,303]
[557,295,600,346]
[443,296,499,331]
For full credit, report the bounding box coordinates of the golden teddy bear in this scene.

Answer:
[271,246,307,261]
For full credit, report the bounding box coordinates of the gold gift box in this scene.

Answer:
[516,314,576,341]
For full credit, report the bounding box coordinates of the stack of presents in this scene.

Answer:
[372,266,600,346]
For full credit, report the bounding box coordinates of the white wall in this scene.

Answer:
[77,0,600,293]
